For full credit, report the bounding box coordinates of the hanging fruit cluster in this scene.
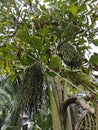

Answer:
[20,63,44,116]
[78,113,96,130]
[58,43,82,69]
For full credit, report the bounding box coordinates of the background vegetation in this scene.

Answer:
[0,0,98,130]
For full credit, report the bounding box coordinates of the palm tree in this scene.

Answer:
[0,75,21,130]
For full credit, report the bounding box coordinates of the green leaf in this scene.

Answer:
[39,28,49,36]
[17,27,30,43]
[26,50,36,64]
[41,55,48,63]
[92,39,98,46]
[70,0,77,4]
[78,38,86,45]
[44,37,51,49]
[31,36,44,52]
[96,93,98,100]
[25,0,33,5]
[49,54,62,69]
[81,67,90,74]
[2,48,12,59]
[69,5,79,16]
[0,60,5,68]
[79,4,87,12]
[90,55,98,64]
[5,60,11,74]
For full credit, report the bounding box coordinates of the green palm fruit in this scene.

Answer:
[58,43,82,69]
[20,63,44,116]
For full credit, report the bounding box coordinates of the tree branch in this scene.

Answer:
[63,96,95,114]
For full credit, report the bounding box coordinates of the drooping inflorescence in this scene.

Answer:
[58,43,82,69]
[20,63,44,117]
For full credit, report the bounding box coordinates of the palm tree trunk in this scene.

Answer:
[96,100,98,130]
[48,76,72,130]
[16,108,23,130]
[63,82,72,130]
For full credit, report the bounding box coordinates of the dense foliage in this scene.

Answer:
[0,0,98,130]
